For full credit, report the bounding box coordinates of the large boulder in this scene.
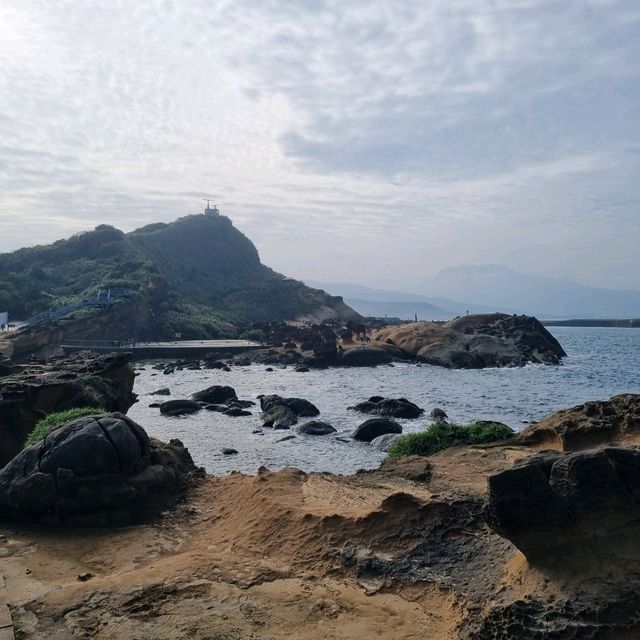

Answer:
[0,351,137,466]
[338,347,392,367]
[0,412,197,527]
[352,418,403,442]
[258,394,320,417]
[485,447,640,565]
[349,396,424,419]
[159,399,201,416]
[371,314,566,369]
[296,421,337,436]
[191,385,237,405]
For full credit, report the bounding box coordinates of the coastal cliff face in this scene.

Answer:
[0,214,360,340]
[371,313,566,368]
[0,351,137,466]
[2,394,640,638]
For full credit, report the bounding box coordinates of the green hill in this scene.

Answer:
[0,213,359,338]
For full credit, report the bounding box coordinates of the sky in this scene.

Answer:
[0,0,639,290]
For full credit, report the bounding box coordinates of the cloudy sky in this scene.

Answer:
[1,0,638,289]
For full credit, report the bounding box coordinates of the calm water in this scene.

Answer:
[128,327,640,475]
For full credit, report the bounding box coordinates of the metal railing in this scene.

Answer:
[25,289,130,327]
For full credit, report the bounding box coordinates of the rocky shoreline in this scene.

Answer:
[1,353,639,638]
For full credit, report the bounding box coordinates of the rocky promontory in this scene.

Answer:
[0,351,137,465]
[371,313,566,368]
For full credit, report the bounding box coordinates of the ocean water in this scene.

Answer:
[128,327,640,475]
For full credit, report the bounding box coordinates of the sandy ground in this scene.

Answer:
[0,446,581,639]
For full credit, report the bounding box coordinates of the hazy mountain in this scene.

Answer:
[306,281,506,319]
[415,265,640,318]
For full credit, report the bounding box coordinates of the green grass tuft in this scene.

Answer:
[25,407,105,447]
[387,421,514,457]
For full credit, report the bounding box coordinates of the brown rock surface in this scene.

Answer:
[371,313,566,368]
[516,393,640,450]
[2,394,640,638]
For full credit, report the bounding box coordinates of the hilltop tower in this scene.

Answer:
[203,199,220,216]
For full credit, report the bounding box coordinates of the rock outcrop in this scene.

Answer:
[516,393,640,450]
[349,396,424,419]
[352,417,403,442]
[485,447,640,566]
[258,395,320,417]
[0,351,137,466]
[0,412,197,526]
[371,314,566,368]
[295,421,337,436]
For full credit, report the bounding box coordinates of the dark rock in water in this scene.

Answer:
[159,399,201,416]
[349,397,424,419]
[294,366,310,373]
[296,421,337,436]
[232,357,252,367]
[258,394,320,417]
[485,447,640,565]
[370,433,403,451]
[163,366,175,375]
[149,387,171,396]
[0,351,137,467]
[430,407,448,421]
[203,358,228,370]
[148,402,161,408]
[0,412,197,527]
[261,405,298,429]
[191,385,237,405]
[338,347,392,367]
[221,448,238,455]
[277,435,296,442]
[352,418,402,442]
[265,367,274,372]
[223,407,252,417]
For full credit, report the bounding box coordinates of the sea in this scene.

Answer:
[127,327,640,476]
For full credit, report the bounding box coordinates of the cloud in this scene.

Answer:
[0,0,638,289]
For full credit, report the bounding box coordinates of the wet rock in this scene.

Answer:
[159,399,201,416]
[258,394,320,417]
[223,407,252,417]
[191,385,237,405]
[370,433,403,451]
[338,347,392,367]
[352,418,403,442]
[430,407,448,421]
[261,405,298,429]
[296,421,337,436]
[349,397,424,419]
[149,387,171,396]
[0,412,197,527]
[148,402,161,408]
[221,448,238,455]
[294,366,310,372]
[277,435,296,442]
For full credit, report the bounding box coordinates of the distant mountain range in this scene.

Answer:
[309,265,640,319]
[305,281,508,321]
